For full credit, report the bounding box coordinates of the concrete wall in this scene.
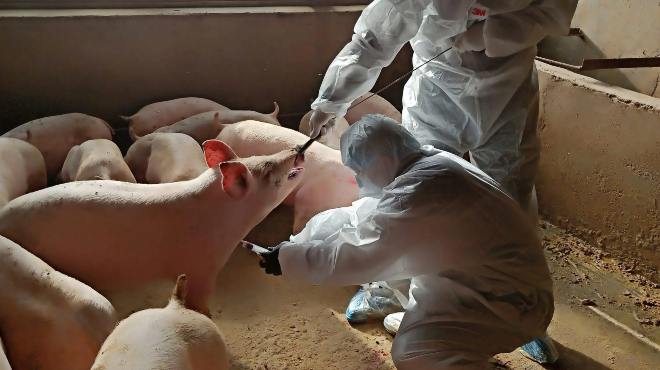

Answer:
[0,7,412,148]
[539,0,660,98]
[2,7,658,277]
[536,61,660,280]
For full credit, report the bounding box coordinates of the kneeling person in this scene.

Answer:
[253,115,554,369]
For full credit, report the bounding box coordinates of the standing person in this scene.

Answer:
[305,1,577,362]
[308,0,577,215]
[251,116,556,369]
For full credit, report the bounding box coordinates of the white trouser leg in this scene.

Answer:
[391,319,532,370]
[470,71,540,218]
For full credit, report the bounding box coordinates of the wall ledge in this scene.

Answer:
[536,60,660,113]
[0,6,365,18]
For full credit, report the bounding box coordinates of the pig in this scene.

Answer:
[344,92,402,124]
[0,337,10,370]
[216,120,359,233]
[2,113,114,178]
[124,133,207,183]
[91,275,229,370]
[0,140,304,315]
[122,97,229,140]
[0,235,117,370]
[297,93,400,149]
[298,111,349,150]
[58,139,136,183]
[146,102,282,142]
[0,138,47,208]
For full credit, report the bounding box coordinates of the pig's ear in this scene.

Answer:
[202,139,238,167]
[219,162,250,199]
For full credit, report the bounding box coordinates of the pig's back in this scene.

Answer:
[92,309,185,369]
[0,180,179,245]
[3,113,113,177]
[93,308,228,370]
[0,177,211,282]
[345,93,402,124]
[4,113,111,138]
[218,120,343,164]
[0,138,46,200]
[79,138,121,156]
[2,178,192,209]
[77,139,127,173]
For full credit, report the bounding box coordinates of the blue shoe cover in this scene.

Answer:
[519,335,559,364]
[345,284,403,324]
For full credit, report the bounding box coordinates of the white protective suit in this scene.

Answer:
[311,0,578,212]
[278,118,554,369]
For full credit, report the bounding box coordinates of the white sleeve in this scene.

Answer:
[279,214,430,285]
[483,0,578,57]
[279,176,473,286]
[311,0,427,117]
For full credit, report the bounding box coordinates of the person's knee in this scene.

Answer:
[392,340,487,370]
[391,338,407,368]
[391,346,422,370]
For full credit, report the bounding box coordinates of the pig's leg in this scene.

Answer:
[184,272,215,317]
[292,206,317,235]
[292,183,351,234]
[0,192,8,209]
[0,336,11,370]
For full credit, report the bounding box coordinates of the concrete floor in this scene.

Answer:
[105,219,659,370]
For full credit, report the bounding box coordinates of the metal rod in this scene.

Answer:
[348,46,453,113]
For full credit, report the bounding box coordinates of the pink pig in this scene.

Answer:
[216,120,359,233]
[151,103,281,141]
[0,235,117,370]
[124,133,207,184]
[298,111,349,150]
[123,97,229,140]
[58,139,136,183]
[2,113,114,178]
[91,275,229,370]
[0,138,47,208]
[297,93,401,150]
[0,140,304,315]
[344,92,402,124]
[0,338,9,370]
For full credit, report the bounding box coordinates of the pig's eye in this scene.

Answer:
[260,161,274,175]
[261,162,275,177]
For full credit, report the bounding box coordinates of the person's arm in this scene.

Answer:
[311,0,427,118]
[483,0,579,57]
[278,216,430,286]
[279,176,470,286]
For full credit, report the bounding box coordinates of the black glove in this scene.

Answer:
[258,245,282,276]
[241,241,282,276]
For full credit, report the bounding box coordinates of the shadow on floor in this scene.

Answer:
[543,342,611,370]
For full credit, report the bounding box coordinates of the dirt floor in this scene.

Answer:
[107,220,659,370]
